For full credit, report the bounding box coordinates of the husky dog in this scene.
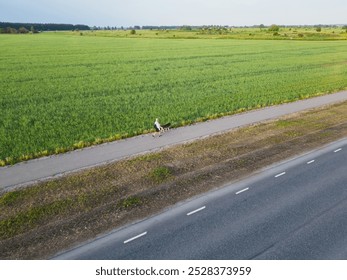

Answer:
[162,122,171,131]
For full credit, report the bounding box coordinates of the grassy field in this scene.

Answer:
[1,33,347,165]
[76,26,347,40]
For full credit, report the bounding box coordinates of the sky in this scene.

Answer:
[1,0,346,27]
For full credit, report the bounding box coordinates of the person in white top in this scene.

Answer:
[153,118,164,137]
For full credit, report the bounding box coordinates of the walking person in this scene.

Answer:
[153,118,164,137]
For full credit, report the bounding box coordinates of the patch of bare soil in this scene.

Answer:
[1,101,347,259]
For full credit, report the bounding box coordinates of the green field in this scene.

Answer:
[1,33,347,165]
[75,26,347,40]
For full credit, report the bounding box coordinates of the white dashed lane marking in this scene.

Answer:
[235,188,249,195]
[275,172,286,178]
[124,146,345,246]
[124,232,147,244]
[187,206,206,216]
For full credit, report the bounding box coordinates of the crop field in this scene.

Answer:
[74,26,347,40]
[1,33,347,165]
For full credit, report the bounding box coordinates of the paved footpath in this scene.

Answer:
[1,91,346,192]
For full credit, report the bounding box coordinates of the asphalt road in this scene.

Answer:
[53,138,347,260]
[1,91,347,192]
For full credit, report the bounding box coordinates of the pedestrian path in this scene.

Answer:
[1,91,346,192]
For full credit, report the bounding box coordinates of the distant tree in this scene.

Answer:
[18,27,29,33]
[315,26,322,32]
[180,25,192,31]
[268,24,280,32]
[130,29,136,35]
[4,27,18,34]
[342,25,347,32]
[259,24,265,29]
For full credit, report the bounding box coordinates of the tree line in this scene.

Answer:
[0,22,90,33]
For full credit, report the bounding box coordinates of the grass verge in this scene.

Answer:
[1,101,347,259]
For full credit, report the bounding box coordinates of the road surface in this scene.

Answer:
[1,91,347,192]
[53,138,347,260]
